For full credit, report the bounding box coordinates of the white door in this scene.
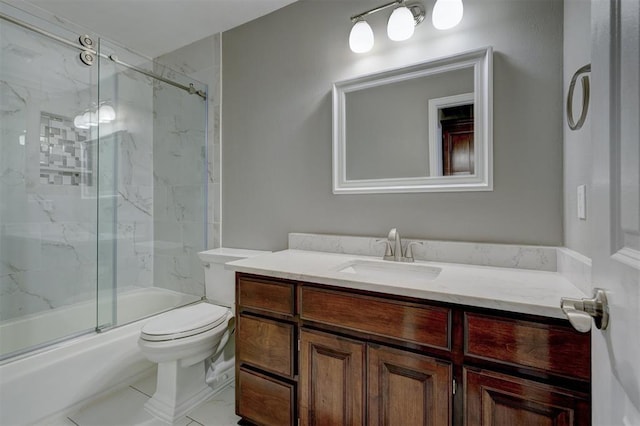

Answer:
[590,0,640,425]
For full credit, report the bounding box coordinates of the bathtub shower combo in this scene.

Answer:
[0,2,226,424]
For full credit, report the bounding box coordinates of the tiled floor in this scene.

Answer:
[44,373,240,426]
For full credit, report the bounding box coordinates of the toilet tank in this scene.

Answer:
[197,248,269,310]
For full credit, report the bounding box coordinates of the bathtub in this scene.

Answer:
[0,287,199,426]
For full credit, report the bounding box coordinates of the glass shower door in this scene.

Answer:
[0,2,208,359]
[0,4,100,358]
[95,38,206,329]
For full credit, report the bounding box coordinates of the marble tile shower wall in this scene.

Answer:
[104,69,155,293]
[153,33,222,296]
[151,83,206,296]
[1,26,218,321]
[0,58,155,322]
[0,73,99,321]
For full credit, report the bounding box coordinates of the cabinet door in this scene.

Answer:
[464,368,590,426]
[368,345,452,426]
[300,329,365,426]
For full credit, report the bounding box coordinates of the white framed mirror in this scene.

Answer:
[332,47,493,194]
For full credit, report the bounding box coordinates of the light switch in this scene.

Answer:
[577,185,586,220]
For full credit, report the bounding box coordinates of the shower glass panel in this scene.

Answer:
[0,2,207,359]
[0,3,98,358]
[96,39,205,329]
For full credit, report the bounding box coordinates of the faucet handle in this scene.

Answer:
[404,241,424,261]
[376,239,394,260]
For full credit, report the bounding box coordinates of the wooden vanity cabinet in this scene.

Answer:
[236,275,297,426]
[298,329,452,426]
[299,285,453,426]
[462,312,591,426]
[237,368,295,426]
[463,368,590,426]
[367,344,452,426]
[299,329,366,425]
[235,273,591,426]
[300,286,451,351]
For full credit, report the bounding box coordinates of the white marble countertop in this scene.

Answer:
[226,249,587,319]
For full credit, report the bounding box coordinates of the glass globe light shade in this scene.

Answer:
[98,105,116,123]
[73,115,90,129]
[432,0,464,30]
[83,111,98,127]
[349,20,374,53]
[387,6,415,41]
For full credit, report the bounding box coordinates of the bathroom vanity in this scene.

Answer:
[230,249,591,426]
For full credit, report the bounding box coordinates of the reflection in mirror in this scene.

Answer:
[428,93,474,176]
[333,47,492,194]
[345,68,473,180]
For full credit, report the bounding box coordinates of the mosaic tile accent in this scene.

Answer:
[39,112,92,186]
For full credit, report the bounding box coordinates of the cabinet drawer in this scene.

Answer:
[237,275,295,316]
[238,368,295,426]
[237,314,294,378]
[464,313,590,380]
[464,368,590,426]
[300,286,451,350]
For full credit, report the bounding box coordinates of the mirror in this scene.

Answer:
[332,47,492,194]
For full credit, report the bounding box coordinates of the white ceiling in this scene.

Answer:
[17,0,299,58]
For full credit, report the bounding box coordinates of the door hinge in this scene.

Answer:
[297,418,301,426]
[298,338,301,351]
[453,378,457,395]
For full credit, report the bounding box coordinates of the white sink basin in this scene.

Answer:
[336,259,442,283]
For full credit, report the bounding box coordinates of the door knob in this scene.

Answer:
[560,288,609,333]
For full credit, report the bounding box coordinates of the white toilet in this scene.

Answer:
[138,248,267,423]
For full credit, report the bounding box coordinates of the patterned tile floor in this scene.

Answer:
[42,373,240,426]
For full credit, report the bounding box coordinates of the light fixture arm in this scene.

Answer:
[350,1,426,25]
[407,2,426,25]
[348,0,426,53]
[350,0,402,22]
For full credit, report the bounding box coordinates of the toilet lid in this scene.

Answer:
[141,303,230,341]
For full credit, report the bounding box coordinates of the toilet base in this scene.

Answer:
[144,360,214,423]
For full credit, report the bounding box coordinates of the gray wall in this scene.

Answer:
[222,0,564,250]
[563,0,592,258]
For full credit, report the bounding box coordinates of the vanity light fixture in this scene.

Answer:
[432,0,464,30]
[348,0,464,52]
[349,19,375,53]
[388,3,425,41]
[349,0,426,53]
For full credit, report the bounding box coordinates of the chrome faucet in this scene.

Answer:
[404,241,423,261]
[387,228,402,261]
[378,228,424,262]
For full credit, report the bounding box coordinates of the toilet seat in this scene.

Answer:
[140,303,230,342]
